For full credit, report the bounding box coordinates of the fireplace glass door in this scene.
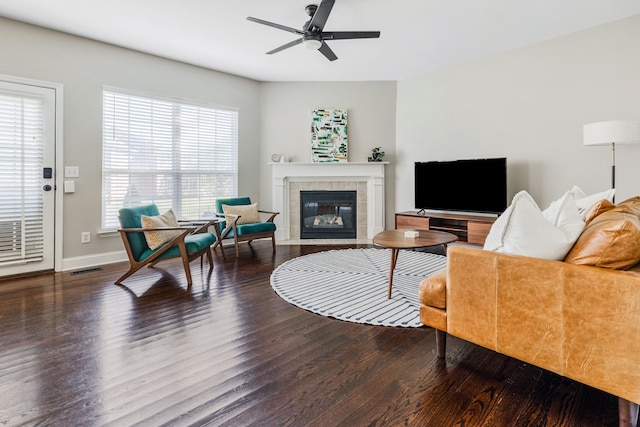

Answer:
[300,191,357,239]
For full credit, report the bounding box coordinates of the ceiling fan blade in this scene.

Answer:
[308,0,335,31]
[322,31,381,40]
[318,42,338,61]
[247,16,304,36]
[267,38,303,55]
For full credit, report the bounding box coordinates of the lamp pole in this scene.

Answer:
[584,120,640,204]
[611,142,616,203]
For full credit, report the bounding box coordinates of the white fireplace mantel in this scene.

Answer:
[271,162,388,241]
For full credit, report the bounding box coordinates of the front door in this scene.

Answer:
[0,80,56,276]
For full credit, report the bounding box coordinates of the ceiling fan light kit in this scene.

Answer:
[247,0,380,61]
[303,38,322,50]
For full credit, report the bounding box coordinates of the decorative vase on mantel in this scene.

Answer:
[368,147,385,162]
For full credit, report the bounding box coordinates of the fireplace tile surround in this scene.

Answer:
[271,162,387,244]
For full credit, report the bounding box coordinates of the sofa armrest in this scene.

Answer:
[418,268,448,333]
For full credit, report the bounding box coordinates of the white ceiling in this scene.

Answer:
[1,0,640,82]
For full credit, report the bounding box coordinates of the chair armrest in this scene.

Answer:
[215,212,240,225]
[118,226,196,233]
[117,226,193,263]
[213,212,240,240]
[258,210,279,222]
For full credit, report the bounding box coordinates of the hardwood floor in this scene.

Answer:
[0,241,619,426]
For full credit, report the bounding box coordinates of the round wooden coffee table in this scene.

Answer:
[373,229,458,298]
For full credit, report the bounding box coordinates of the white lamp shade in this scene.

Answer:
[584,120,640,146]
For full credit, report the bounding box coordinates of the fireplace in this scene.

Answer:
[300,191,357,239]
[271,162,387,241]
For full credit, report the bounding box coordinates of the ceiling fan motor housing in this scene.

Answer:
[305,5,318,17]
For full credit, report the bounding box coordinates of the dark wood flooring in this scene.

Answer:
[0,241,619,426]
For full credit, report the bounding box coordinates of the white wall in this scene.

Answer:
[0,17,261,263]
[0,17,397,271]
[3,13,640,271]
[396,14,640,212]
[258,81,397,227]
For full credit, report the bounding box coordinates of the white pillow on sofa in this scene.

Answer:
[483,190,585,260]
[567,185,615,213]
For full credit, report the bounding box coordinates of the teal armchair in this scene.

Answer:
[214,197,279,258]
[117,204,220,287]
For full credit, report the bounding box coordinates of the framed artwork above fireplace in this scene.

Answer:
[311,109,348,162]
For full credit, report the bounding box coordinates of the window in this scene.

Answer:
[102,88,238,230]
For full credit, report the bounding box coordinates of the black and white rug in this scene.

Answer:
[270,248,447,327]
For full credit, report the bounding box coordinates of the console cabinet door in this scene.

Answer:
[467,222,493,246]
[395,215,429,230]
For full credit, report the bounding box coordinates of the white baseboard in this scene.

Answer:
[60,240,284,272]
[62,250,127,272]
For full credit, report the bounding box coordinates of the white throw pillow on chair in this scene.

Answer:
[141,208,182,250]
[221,203,261,225]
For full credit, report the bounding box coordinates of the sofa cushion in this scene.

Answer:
[565,199,640,269]
[582,199,616,226]
[483,190,584,260]
[619,196,640,213]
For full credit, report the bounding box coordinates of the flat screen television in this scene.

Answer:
[415,157,507,215]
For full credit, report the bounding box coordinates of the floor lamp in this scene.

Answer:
[583,120,640,202]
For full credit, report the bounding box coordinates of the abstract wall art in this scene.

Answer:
[311,109,348,162]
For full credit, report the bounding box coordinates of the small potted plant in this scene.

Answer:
[368,147,385,162]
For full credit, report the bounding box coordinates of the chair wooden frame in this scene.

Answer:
[117,219,220,287]
[214,210,279,258]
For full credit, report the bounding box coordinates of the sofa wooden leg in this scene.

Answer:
[619,398,639,427]
[435,329,446,359]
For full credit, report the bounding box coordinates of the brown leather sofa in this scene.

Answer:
[419,197,640,427]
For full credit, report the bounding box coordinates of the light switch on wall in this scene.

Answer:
[64,166,80,178]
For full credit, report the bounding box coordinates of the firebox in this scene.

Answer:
[300,190,357,239]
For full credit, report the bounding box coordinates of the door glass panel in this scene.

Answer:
[0,81,55,273]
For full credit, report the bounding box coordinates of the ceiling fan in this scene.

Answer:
[246,0,381,61]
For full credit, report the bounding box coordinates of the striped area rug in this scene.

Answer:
[270,248,447,327]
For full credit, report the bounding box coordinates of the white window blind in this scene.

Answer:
[102,89,238,230]
[0,91,45,265]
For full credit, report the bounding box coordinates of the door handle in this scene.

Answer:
[43,185,52,191]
